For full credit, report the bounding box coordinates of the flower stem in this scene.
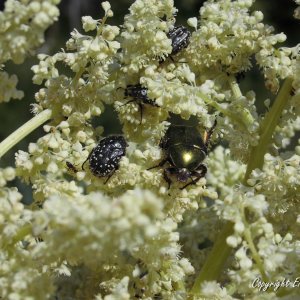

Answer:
[228,75,242,99]
[0,109,52,159]
[242,214,268,281]
[191,77,293,295]
[244,77,293,181]
[191,221,233,294]
[198,91,248,131]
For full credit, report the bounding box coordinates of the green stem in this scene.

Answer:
[191,77,293,295]
[228,75,242,99]
[242,215,268,281]
[198,91,248,131]
[244,77,293,181]
[228,75,256,131]
[191,221,233,294]
[0,109,52,159]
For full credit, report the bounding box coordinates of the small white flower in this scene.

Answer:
[82,16,98,32]
[0,72,24,103]
[187,17,197,29]
[101,1,111,14]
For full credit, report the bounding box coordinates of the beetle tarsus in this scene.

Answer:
[147,158,168,170]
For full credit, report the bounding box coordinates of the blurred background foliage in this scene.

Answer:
[0,0,299,199]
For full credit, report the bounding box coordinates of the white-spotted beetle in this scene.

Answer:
[120,84,159,123]
[167,25,191,56]
[148,121,217,189]
[83,136,127,183]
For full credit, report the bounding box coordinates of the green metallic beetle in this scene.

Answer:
[148,120,217,189]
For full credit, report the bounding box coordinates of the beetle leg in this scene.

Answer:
[138,102,143,124]
[163,168,173,189]
[147,157,168,170]
[195,164,207,177]
[180,177,201,190]
[203,119,217,147]
[104,170,116,184]
[180,164,207,190]
[119,99,136,107]
[81,150,93,171]
[161,55,188,65]
[159,136,169,149]
[159,55,176,65]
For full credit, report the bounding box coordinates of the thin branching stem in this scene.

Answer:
[0,109,52,159]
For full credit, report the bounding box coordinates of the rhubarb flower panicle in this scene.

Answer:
[1,0,300,299]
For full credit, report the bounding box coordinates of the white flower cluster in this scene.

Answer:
[185,0,290,96]
[208,148,300,297]
[15,123,88,203]
[187,0,265,73]
[207,146,246,197]
[0,0,61,103]
[294,0,300,19]
[0,167,15,187]
[0,0,60,65]
[0,71,24,103]
[120,0,176,74]
[6,189,194,299]
[200,281,235,300]
[1,0,300,299]
[273,74,300,149]
[0,168,54,299]
[256,43,299,93]
[248,153,300,233]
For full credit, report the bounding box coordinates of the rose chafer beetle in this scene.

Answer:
[120,84,159,123]
[148,121,217,189]
[83,135,127,183]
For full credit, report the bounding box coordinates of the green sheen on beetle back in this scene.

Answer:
[162,125,206,151]
[169,145,206,170]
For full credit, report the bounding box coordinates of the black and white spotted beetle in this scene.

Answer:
[120,84,159,123]
[82,136,127,183]
[167,25,191,56]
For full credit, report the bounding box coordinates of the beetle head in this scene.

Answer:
[176,168,191,182]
